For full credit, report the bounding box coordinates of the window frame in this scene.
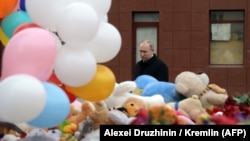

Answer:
[209,10,245,67]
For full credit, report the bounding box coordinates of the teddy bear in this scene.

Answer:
[69,99,136,134]
[134,75,186,103]
[167,95,210,123]
[104,81,165,109]
[107,96,150,125]
[67,100,115,131]
[174,71,228,109]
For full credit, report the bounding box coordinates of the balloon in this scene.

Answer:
[65,65,116,102]
[13,22,41,35]
[0,74,46,123]
[20,0,26,11]
[25,0,67,30]
[0,27,9,46]
[28,82,70,128]
[80,0,111,20]
[56,2,100,45]
[47,73,76,103]
[61,85,77,103]
[54,45,97,87]
[12,0,20,12]
[87,22,122,63]
[49,32,63,50]
[47,72,62,86]
[0,0,18,19]
[1,10,32,38]
[102,14,108,22]
[1,28,57,81]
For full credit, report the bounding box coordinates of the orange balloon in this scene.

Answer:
[0,0,18,19]
[13,23,41,35]
[65,65,116,102]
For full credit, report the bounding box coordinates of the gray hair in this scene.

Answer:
[140,40,154,50]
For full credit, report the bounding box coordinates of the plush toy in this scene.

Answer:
[134,75,186,103]
[175,71,228,109]
[167,95,210,123]
[0,122,27,139]
[1,134,20,141]
[116,97,148,117]
[133,75,158,94]
[104,81,165,109]
[130,105,187,125]
[17,128,62,141]
[68,99,137,135]
[80,129,99,141]
[68,100,115,131]
[67,101,96,130]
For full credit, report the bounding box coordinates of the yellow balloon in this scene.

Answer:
[65,65,116,102]
[0,27,9,46]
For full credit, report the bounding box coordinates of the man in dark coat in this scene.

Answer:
[135,40,169,82]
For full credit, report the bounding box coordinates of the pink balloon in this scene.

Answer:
[1,28,57,81]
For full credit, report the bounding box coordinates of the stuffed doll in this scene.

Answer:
[116,97,149,117]
[134,75,186,103]
[17,128,61,141]
[104,81,165,109]
[175,71,228,109]
[167,95,210,123]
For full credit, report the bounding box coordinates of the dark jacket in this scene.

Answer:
[134,54,169,82]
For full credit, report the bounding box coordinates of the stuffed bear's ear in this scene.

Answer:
[175,83,189,95]
[196,72,210,85]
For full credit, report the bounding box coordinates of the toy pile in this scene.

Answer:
[1,71,250,141]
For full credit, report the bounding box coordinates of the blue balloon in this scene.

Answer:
[28,82,70,128]
[20,0,26,11]
[1,11,32,38]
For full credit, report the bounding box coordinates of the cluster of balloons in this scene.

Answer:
[0,0,121,129]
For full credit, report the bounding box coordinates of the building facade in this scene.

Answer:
[104,0,250,95]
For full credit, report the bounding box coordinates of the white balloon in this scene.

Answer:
[54,45,97,87]
[87,22,122,63]
[69,0,112,19]
[26,0,67,31]
[49,32,63,50]
[56,2,100,45]
[102,15,109,23]
[0,74,47,123]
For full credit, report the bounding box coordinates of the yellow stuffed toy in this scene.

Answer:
[116,97,149,117]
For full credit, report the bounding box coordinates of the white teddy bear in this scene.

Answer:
[104,81,165,109]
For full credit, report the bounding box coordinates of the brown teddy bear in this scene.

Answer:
[167,95,210,123]
[67,100,115,131]
[175,71,228,109]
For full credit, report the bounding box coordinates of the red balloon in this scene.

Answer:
[47,72,62,85]
[48,72,76,103]
[13,23,41,35]
[61,85,76,103]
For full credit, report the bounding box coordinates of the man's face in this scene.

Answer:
[139,44,153,61]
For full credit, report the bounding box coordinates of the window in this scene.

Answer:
[133,12,159,63]
[210,10,244,65]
